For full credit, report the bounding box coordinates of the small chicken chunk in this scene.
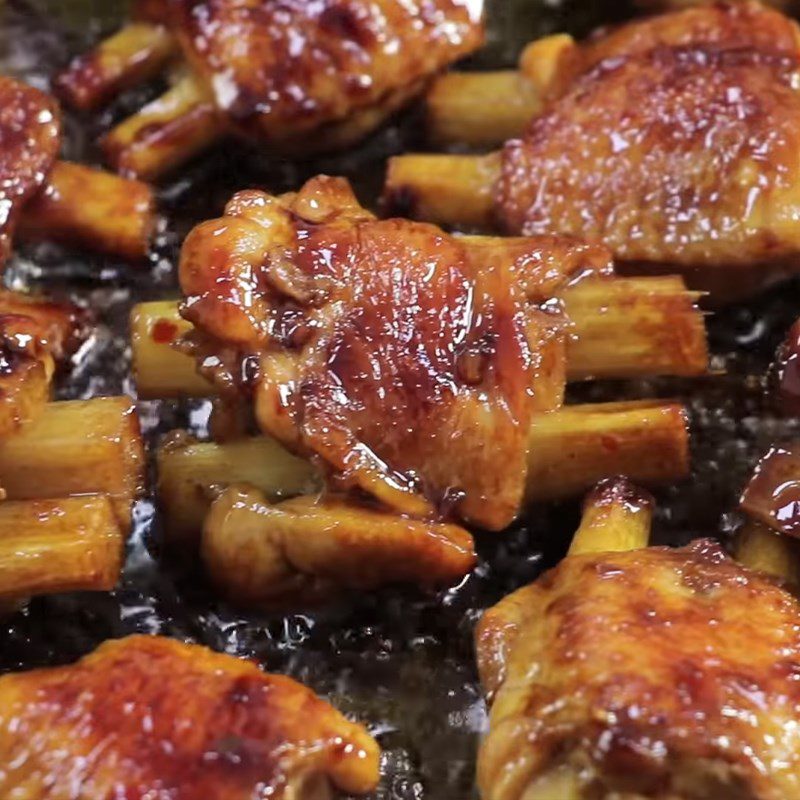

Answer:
[0,635,380,799]
[0,290,88,436]
[179,175,610,530]
[477,540,800,800]
[0,77,60,266]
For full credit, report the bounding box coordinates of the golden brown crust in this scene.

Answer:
[499,45,800,270]
[0,635,380,798]
[166,0,483,147]
[203,485,477,607]
[179,176,610,530]
[477,541,800,800]
[0,78,60,267]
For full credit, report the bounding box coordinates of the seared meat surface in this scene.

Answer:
[58,0,484,176]
[477,540,800,800]
[179,175,611,530]
[0,77,59,267]
[168,0,484,148]
[0,635,380,799]
[500,3,800,276]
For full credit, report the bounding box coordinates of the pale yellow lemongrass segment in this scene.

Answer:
[0,495,124,603]
[526,400,689,504]
[568,476,653,557]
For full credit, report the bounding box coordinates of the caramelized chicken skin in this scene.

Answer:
[179,175,610,531]
[499,44,800,277]
[477,540,800,800]
[533,0,800,99]
[59,0,484,178]
[0,635,380,799]
[203,485,478,607]
[168,0,484,149]
[0,77,60,267]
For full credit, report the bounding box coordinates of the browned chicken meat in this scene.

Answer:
[386,1,800,299]
[0,77,60,266]
[0,289,88,436]
[478,484,800,800]
[0,76,154,262]
[179,175,612,531]
[0,635,380,798]
[57,0,485,179]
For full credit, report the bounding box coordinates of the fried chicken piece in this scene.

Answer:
[477,539,800,800]
[0,77,60,267]
[203,484,477,607]
[498,45,800,289]
[526,1,800,99]
[389,2,800,300]
[0,76,155,262]
[59,1,484,179]
[0,290,89,437]
[179,175,611,530]
[0,635,380,799]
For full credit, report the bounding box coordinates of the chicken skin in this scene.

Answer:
[0,635,380,799]
[530,1,800,100]
[179,175,611,531]
[388,2,800,299]
[499,43,800,275]
[477,539,800,800]
[0,290,88,436]
[58,0,484,178]
[0,77,60,267]
[0,76,154,262]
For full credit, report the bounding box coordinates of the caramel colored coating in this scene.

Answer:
[203,484,477,607]
[477,540,800,800]
[566,1,800,91]
[0,77,60,266]
[499,45,800,272]
[0,635,380,799]
[166,0,483,148]
[179,175,610,530]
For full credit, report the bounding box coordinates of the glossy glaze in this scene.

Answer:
[772,318,800,415]
[179,176,611,530]
[500,44,800,272]
[158,0,481,147]
[742,443,800,537]
[0,77,59,267]
[477,540,800,800]
[0,635,380,799]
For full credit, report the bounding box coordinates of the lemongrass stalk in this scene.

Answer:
[130,301,212,399]
[0,495,123,603]
[568,477,653,556]
[55,22,176,111]
[425,71,540,148]
[382,152,500,228]
[20,161,156,261]
[525,400,689,503]
[102,72,222,180]
[0,397,145,531]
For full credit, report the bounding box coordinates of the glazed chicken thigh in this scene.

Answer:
[179,175,613,531]
[478,480,800,800]
[58,0,485,179]
[0,635,380,799]
[386,1,800,299]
